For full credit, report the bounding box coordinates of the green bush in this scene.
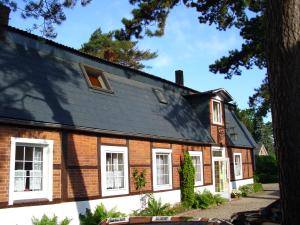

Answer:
[179,152,195,207]
[79,203,125,225]
[255,155,278,183]
[239,183,264,197]
[192,189,226,209]
[32,215,71,225]
[132,196,175,216]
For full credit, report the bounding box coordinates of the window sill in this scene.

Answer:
[153,184,172,192]
[102,188,129,197]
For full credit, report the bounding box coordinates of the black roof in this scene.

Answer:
[0,26,255,147]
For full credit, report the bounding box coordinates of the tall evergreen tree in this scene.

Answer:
[80,29,157,70]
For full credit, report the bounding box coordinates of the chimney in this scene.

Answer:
[0,4,10,26]
[104,50,114,62]
[175,70,184,86]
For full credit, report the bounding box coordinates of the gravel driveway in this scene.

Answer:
[177,183,279,220]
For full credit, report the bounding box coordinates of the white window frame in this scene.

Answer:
[9,137,53,205]
[212,99,222,125]
[101,145,129,197]
[152,149,173,191]
[189,151,204,186]
[212,146,225,158]
[233,153,243,180]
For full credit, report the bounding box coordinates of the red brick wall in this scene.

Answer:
[228,147,253,180]
[0,125,216,207]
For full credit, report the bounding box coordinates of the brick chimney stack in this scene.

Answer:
[175,70,184,86]
[104,50,114,62]
[0,4,11,26]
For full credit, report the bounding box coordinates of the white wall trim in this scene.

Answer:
[188,151,204,186]
[152,148,173,191]
[100,145,129,197]
[9,137,53,205]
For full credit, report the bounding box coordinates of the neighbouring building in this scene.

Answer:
[0,5,257,225]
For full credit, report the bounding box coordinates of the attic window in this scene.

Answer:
[80,64,112,92]
[153,89,168,104]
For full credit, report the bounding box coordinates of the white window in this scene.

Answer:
[9,137,53,205]
[101,145,129,196]
[233,153,243,179]
[212,100,222,125]
[189,151,203,186]
[152,149,172,191]
[212,147,225,158]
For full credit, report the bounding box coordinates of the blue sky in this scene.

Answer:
[9,1,265,109]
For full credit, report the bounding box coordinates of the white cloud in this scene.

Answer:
[151,54,172,68]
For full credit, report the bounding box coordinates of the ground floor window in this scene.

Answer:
[9,138,53,205]
[189,151,203,186]
[152,149,172,191]
[101,145,129,196]
[233,153,243,179]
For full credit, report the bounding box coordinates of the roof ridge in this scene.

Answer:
[5,25,200,94]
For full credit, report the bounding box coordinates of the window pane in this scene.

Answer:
[156,153,170,185]
[106,152,125,190]
[15,146,24,160]
[213,101,221,123]
[213,150,223,157]
[25,147,33,161]
[14,144,44,192]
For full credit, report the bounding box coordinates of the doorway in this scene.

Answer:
[212,147,230,198]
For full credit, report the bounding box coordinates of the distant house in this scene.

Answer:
[0,5,256,225]
[255,144,269,156]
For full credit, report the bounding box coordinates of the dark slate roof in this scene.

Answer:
[0,26,213,144]
[225,104,257,148]
[0,26,256,147]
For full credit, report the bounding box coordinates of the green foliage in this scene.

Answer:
[192,190,227,209]
[179,152,195,207]
[132,169,146,191]
[231,189,242,198]
[255,155,278,183]
[80,28,157,70]
[79,203,126,225]
[234,103,274,154]
[132,196,175,216]
[1,0,92,38]
[239,183,264,197]
[32,215,71,225]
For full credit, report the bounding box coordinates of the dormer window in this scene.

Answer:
[212,100,222,125]
[80,64,112,93]
[153,89,168,104]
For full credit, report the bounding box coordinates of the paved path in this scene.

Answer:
[177,183,279,220]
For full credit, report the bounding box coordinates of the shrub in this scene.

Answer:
[239,183,264,197]
[231,189,242,198]
[132,169,146,191]
[132,196,175,216]
[192,189,226,209]
[179,152,195,207]
[79,203,125,225]
[255,155,278,183]
[32,215,71,225]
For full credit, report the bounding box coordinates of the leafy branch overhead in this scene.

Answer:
[80,29,157,70]
[0,0,92,38]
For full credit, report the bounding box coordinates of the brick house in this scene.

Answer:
[0,5,256,225]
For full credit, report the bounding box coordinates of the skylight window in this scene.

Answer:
[153,89,168,104]
[80,64,112,92]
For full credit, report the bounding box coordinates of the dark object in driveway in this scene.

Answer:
[231,199,280,225]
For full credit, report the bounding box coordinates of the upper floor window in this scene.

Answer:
[189,151,203,186]
[80,64,112,93]
[101,145,129,196]
[152,149,172,191]
[212,100,222,125]
[9,138,53,205]
[233,153,243,179]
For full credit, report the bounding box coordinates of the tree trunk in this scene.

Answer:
[266,0,300,224]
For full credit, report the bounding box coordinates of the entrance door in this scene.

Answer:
[213,158,230,198]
